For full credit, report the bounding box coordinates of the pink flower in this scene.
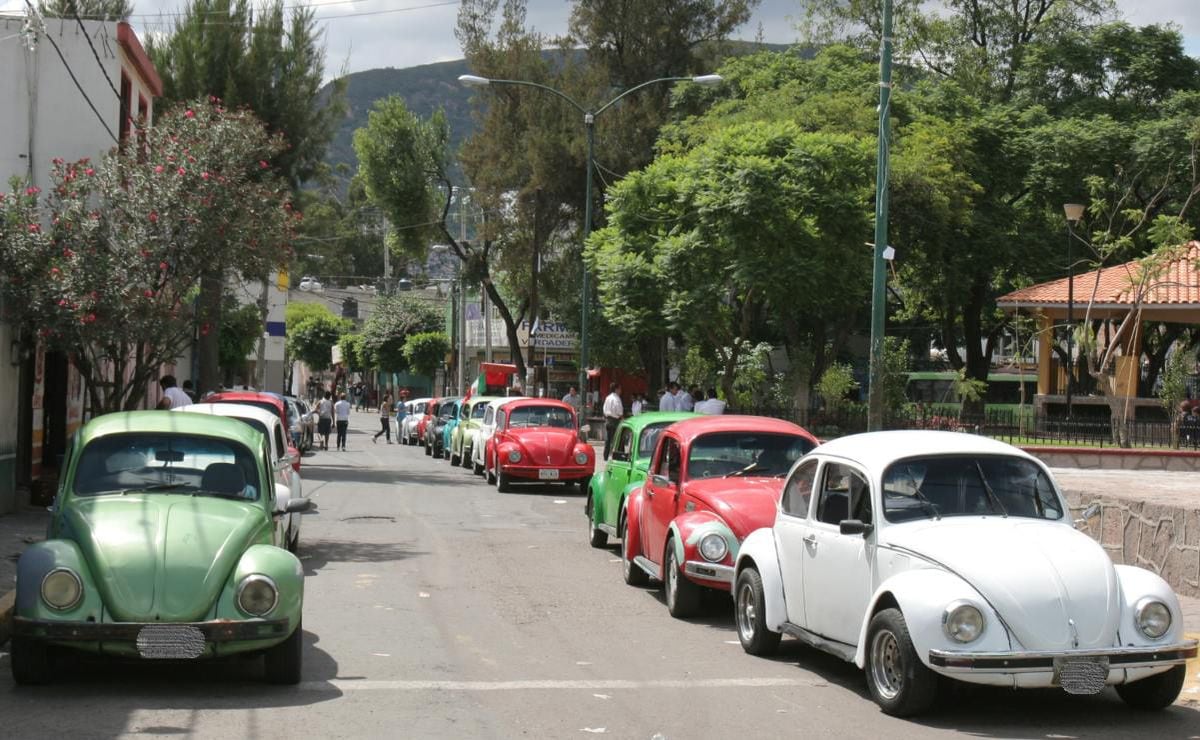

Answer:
[27,223,40,233]
[201,172,210,181]
[26,186,40,196]
[62,248,74,258]
[177,167,186,176]
[259,160,269,169]
[83,313,96,324]
[49,267,59,276]
[143,289,154,298]
[159,262,168,271]
[84,168,94,176]
[148,211,158,223]
[57,299,68,307]
[185,109,195,119]
[155,165,164,174]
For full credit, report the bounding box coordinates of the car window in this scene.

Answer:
[472,403,488,420]
[497,409,507,428]
[687,433,815,479]
[781,459,818,518]
[637,422,671,459]
[508,405,574,429]
[484,407,495,425]
[439,402,457,419]
[73,433,260,500]
[611,426,633,460]
[815,463,869,526]
[655,438,681,483]
[882,454,1063,523]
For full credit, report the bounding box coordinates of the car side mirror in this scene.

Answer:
[651,474,676,490]
[285,497,313,514]
[579,423,591,434]
[839,519,873,537]
[1074,502,1101,526]
[611,451,629,462]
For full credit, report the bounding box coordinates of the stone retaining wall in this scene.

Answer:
[1025,447,1200,472]
[1064,490,1200,598]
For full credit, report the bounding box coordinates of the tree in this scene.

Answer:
[218,296,262,386]
[0,99,294,412]
[1158,342,1193,448]
[38,0,131,20]
[360,293,442,373]
[339,332,366,372]
[403,331,451,379]
[286,304,350,372]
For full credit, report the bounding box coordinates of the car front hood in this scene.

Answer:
[64,494,263,622]
[884,518,1120,650]
[512,429,581,466]
[682,477,783,539]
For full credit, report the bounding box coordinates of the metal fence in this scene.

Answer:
[728,405,1194,450]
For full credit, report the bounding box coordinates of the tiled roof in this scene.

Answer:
[998,241,1200,307]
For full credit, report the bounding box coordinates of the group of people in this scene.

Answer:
[658,382,726,415]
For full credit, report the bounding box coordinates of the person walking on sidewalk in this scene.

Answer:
[316,391,334,450]
[373,393,394,444]
[334,393,351,450]
[602,382,623,460]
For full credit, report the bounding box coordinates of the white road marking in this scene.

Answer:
[298,677,825,692]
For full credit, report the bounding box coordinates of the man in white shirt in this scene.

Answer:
[333,392,352,450]
[695,388,726,415]
[602,382,623,459]
[677,384,696,412]
[630,394,644,416]
[159,375,192,409]
[659,382,679,412]
[562,386,581,414]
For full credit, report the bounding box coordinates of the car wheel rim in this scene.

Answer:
[666,551,677,608]
[870,628,903,701]
[736,582,756,642]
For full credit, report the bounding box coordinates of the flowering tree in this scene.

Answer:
[0,99,296,413]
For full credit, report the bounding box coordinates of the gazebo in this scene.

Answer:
[996,241,1200,418]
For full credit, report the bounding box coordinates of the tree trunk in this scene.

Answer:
[482,278,527,381]
[196,270,224,396]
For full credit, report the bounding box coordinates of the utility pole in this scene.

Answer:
[457,188,468,394]
[529,189,542,390]
[867,0,894,432]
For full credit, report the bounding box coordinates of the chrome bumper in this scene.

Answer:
[14,616,291,643]
[929,639,1198,672]
[683,560,735,584]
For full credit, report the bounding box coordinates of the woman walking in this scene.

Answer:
[334,392,351,451]
[316,391,334,450]
[373,393,393,444]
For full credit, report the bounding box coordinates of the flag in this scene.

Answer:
[462,372,486,402]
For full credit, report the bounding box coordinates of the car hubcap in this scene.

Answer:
[737,582,756,642]
[666,552,677,608]
[870,629,903,700]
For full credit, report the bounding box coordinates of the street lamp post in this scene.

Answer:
[459,72,722,413]
[1063,203,1085,419]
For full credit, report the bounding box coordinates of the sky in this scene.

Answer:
[3,0,1198,79]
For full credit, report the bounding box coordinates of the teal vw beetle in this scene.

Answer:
[586,412,696,548]
[11,411,310,685]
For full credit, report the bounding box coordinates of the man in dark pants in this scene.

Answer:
[602,382,623,460]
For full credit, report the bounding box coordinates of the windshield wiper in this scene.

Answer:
[724,462,765,478]
[122,482,193,494]
[973,461,1008,517]
[192,489,246,500]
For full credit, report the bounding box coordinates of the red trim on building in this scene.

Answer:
[117,22,163,97]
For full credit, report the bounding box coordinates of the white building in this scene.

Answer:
[0,13,162,512]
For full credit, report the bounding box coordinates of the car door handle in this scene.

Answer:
[803,535,818,548]
[646,489,654,498]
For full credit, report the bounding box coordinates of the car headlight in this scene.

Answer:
[41,568,83,610]
[237,574,279,617]
[942,601,985,643]
[508,450,522,463]
[698,533,728,563]
[575,451,589,465]
[1135,598,1172,639]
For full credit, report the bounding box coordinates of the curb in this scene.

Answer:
[0,589,13,648]
[1183,632,1200,704]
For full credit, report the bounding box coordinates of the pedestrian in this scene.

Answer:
[373,393,393,444]
[562,386,581,414]
[695,388,726,415]
[334,392,351,450]
[659,382,679,412]
[631,393,644,416]
[602,382,623,460]
[394,396,408,443]
[677,385,697,412]
[316,391,334,450]
[181,379,197,403]
[158,375,191,409]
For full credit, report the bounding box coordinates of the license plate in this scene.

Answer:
[538,469,560,480]
[1053,656,1109,695]
[136,624,206,659]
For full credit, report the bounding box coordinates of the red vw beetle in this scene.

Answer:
[415,395,440,445]
[205,391,301,472]
[621,416,817,618]
[485,399,593,492]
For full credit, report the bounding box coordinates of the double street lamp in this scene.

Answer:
[459,72,722,409]
[1063,202,1086,419]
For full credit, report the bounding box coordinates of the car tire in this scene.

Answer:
[486,454,497,485]
[735,567,781,656]
[587,496,608,548]
[622,524,649,586]
[10,636,53,685]
[664,541,702,618]
[1115,664,1186,710]
[497,467,511,493]
[865,608,939,717]
[264,620,304,685]
[287,527,300,554]
[450,449,460,466]
[424,439,432,456]
[473,458,484,476]
[462,446,473,469]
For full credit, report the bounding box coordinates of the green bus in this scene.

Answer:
[906,370,1038,412]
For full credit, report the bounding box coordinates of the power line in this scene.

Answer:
[26,2,118,144]
[71,9,119,102]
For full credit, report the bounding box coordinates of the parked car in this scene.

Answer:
[10,411,310,685]
[298,276,323,292]
[424,397,460,458]
[485,399,594,492]
[621,416,818,619]
[733,430,1199,717]
[586,411,697,548]
[176,403,306,552]
[400,397,431,445]
[416,396,440,449]
[449,396,498,467]
[440,399,465,462]
[206,391,301,473]
[470,397,526,476]
[288,396,316,452]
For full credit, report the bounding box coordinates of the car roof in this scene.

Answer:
[663,415,816,447]
[620,411,698,434]
[487,397,526,410]
[503,398,573,412]
[467,396,500,408]
[810,430,1037,476]
[174,403,283,430]
[206,391,285,413]
[78,410,266,452]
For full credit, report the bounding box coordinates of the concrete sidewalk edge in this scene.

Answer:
[0,590,13,648]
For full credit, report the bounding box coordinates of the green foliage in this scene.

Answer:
[361,293,443,373]
[38,0,131,20]
[880,337,913,416]
[952,369,988,405]
[1158,344,1192,420]
[218,297,262,379]
[286,304,351,371]
[723,341,776,407]
[339,332,366,371]
[0,99,294,412]
[817,363,859,411]
[403,331,450,378]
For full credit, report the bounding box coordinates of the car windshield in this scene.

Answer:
[507,405,575,429]
[687,433,814,479]
[882,454,1063,523]
[73,433,260,500]
[439,402,458,419]
[472,403,488,419]
[637,423,673,459]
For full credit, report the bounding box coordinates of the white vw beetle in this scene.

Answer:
[734,431,1197,717]
[470,396,526,476]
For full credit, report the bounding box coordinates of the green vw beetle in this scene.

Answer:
[586,411,696,548]
[10,411,310,685]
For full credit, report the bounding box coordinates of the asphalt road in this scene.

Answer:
[2,416,1199,739]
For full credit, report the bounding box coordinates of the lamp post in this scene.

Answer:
[458,72,722,412]
[1063,203,1085,419]
[866,0,894,432]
